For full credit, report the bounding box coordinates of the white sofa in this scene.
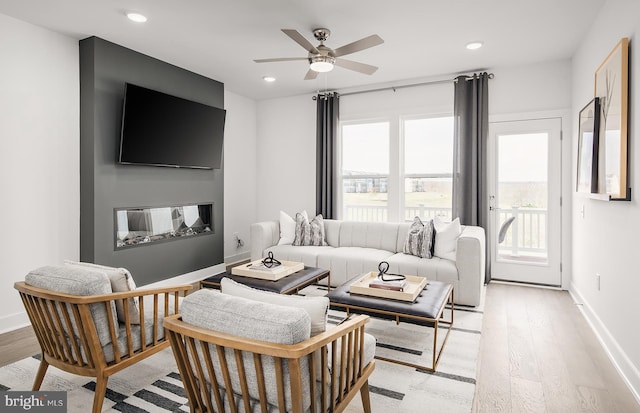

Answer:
[250,219,485,307]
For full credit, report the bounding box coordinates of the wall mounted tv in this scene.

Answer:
[119,83,225,169]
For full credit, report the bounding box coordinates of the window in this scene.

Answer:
[403,117,453,221]
[339,116,453,222]
[341,122,389,221]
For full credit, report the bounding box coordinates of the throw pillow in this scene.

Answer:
[277,210,300,245]
[221,278,329,336]
[293,212,327,246]
[433,216,462,261]
[403,216,434,258]
[64,260,141,324]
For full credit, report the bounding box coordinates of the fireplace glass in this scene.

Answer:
[115,203,213,249]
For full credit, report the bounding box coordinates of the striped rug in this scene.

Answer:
[0,287,484,413]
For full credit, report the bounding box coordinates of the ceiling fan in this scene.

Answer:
[254,28,384,80]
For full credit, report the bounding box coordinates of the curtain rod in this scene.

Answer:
[315,73,494,99]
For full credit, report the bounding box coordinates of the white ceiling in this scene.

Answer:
[0,0,605,101]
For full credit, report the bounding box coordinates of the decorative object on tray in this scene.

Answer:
[369,261,407,291]
[231,253,304,281]
[350,271,427,302]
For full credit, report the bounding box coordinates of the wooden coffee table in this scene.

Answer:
[200,266,330,295]
[327,275,453,372]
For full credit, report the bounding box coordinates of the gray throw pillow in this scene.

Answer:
[403,216,434,258]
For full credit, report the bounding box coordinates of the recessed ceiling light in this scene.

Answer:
[263,76,276,82]
[126,12,147,23]
[466,41,483,50]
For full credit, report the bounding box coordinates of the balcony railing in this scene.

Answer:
[496,207,547,259]
[343,204,548,259]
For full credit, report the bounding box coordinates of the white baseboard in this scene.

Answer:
[0,312,31,335]
[142,264,225,289]
[569,282,640,405]
[0,264,226,334]
[225,251,250,265]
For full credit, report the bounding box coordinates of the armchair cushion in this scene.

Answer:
[64,260,140,323]
[220,277,329,336]
[25,265,118,346]
[181,289,312,411]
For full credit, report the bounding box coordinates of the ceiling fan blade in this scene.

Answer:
[334,58,378,75]
[254,57,308,63]
[304,69,319,80]
[281,29,320,54]
[333,34,384,57]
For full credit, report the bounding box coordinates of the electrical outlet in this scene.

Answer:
[581,204,585,218]
[233,232,244,249]
[596,273,601,291]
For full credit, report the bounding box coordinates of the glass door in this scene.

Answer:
[488,118,562,286]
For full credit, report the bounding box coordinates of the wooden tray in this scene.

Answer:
[349,272,427,302]
[231,259,304,281]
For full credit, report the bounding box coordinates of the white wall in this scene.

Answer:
[223,90,257,262]
[571,0,640,399]
[255,95,316,220]
[0,13,80,333]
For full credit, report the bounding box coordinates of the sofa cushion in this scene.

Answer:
[221,278,329,336]
[317,247,395,286]
[338,221,399,252]
[64,260,140,324]
[385,253,458,284]
[25,265,118,347]
[323,219,341,247]
[264,244,331,267]
[181,289,312,411]
[403,217,434,259]
[434,216,461,261]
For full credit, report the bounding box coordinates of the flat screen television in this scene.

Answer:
[119,83,225,169]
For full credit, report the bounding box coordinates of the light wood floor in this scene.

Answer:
[1,282,638,412]
[473,282,640,413]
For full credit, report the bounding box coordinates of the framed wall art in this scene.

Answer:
[577,97,600,194]
[594,37,630,200]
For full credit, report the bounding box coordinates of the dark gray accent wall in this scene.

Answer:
[80,37,224,286]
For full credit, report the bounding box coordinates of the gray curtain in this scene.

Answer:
[452,73,491,283]
[316,93,339,219]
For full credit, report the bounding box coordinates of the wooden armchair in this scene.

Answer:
[14,267,192,413]
[164,290,375,413]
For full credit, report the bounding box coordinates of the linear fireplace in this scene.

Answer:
[115,203,213,249]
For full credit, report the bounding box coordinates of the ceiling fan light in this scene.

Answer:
[309,55,335,73]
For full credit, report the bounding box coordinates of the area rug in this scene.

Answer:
[0,287,484,413]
